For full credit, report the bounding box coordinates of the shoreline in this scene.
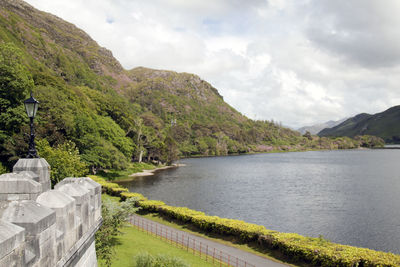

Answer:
[116,146,382,182]
[115,163,185,182]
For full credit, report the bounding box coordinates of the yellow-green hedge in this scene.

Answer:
[92,175,400,267]
[137,202,400,266]
[138,200,166,212]
[120,192,147,201]
[259,232,400,266]
[89,176,128,196]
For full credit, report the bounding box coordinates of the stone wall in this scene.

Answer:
[0,158,102,267]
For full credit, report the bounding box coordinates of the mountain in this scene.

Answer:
[318,106,400,143]
[298,118,347,135]
[0,0,382,172]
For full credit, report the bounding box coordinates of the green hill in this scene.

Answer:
[0,0,382,173]
[318,106,400,143]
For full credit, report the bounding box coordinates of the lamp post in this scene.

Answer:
[24,92,39,158]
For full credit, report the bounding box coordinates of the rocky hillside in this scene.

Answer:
[318,106,400,143]
[298,118,347,135]
[0,0,382,172]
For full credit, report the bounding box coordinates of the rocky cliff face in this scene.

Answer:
[298,118,347,135]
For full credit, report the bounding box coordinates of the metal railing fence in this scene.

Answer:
[129,216,255,267]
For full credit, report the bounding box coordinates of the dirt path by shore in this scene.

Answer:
[129,164,185,177]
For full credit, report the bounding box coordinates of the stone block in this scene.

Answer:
[13,158,51,192]
[0,245,25,267]
[37,190,77,256]
[78,178,102,222]
[14,171,39,182]
[37,190,76,229]
[0,200,56,236]
[55,229,64,261]
[37,223,56,265]
[55,183,90,233]
[75,239,98,267]
[0,220,25,259]
[56,177,102,224]
[0,173,42,194]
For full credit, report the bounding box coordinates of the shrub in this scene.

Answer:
[133,252,189,267]
[96,198,139,267]
[121,192,147,201]
[36,139,88,185]
[144,203,400,266]
[0,162,7,175]
[137,200,165,212]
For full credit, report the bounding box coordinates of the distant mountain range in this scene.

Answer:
[298,118,347,135]
[318,105,400,143]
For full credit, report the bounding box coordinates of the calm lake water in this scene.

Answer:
[119,149,400,253]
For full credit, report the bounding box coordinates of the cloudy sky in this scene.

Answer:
[25,0,400,128]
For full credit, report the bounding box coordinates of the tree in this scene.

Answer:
[0,43,34,110]
[162,135,179,165]
[303,131,313,141]
[96,198,138,266]
[133,117,145,162]
[36,139,88,185]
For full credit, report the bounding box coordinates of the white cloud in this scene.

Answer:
[25,0,400,128]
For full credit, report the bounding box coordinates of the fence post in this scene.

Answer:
[187,236,189,251]
[236,257,238,267]
[206,244,208,262]
[228,254,230,267]
[219,251,222,267]
[213,248,215,264]
[200,241,202,258]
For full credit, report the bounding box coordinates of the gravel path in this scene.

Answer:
[130,214,291,267]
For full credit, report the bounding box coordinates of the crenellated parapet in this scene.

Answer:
[0,158,102,267]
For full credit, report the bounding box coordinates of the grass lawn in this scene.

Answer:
[96,162,157,181]
[98,225,214,267]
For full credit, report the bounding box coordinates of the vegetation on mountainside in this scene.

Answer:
[319,106,400,143]
[0,0,384,177]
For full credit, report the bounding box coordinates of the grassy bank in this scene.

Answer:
[99,194,214,267]
[95,162,157,181]
[98,225,214,267]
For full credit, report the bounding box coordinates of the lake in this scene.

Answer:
[118,149,400,253]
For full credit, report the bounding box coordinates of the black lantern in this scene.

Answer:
[24,92,39,158]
